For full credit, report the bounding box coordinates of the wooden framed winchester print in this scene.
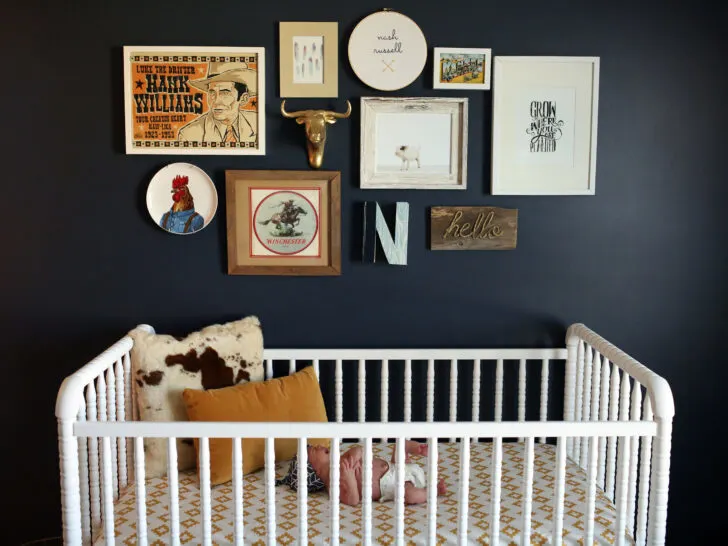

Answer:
[123,45,265,155]
[225,170,341,275]
[279,22,338,97]
[491,56,599,195]
[348,9,427,91]
[360,97,468,189]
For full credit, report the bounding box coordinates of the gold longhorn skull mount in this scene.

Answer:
[281,100,352,169]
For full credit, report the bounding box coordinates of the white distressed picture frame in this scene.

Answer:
[491,56,599,195]
[123,45,266,155]
[433,47,492,90]
[360,97,468,190]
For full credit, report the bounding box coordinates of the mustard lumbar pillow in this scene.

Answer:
[182,365,329,485]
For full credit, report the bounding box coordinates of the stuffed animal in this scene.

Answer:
[275,452,326,493]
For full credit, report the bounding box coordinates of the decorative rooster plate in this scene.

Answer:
[146,162,218,235]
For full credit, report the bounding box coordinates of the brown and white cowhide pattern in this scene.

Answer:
[129,316,264,478]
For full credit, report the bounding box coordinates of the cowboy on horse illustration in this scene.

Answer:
[258,199,308,237]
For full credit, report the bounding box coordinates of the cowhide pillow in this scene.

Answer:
[128,316,264,478]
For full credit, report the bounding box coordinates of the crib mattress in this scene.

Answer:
[94,442,632,545]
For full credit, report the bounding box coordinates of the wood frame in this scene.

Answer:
[433,47,492,90]
[360,97,468,190]
[225,170,341,275]
[279,22,338,98]
[123,45,266,155]
[491,56,600,195]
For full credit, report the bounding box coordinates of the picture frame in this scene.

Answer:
[279,22,338,97]
[491,56,600,195]
[360,97,468,190]
[225,170,341,276]
[433,47,492,90]
[123,45,265,155]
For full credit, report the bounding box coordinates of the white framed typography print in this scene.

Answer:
[491,56,599,195]
[360,97,468,189]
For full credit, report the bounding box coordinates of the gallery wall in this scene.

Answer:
[2,0,726,543]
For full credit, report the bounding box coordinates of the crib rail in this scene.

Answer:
[57,323,673,546]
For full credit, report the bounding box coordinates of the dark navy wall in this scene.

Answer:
[3,1,726,543]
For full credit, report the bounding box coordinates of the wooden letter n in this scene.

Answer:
[362,201,409,265]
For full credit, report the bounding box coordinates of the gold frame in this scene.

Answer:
[279,22,338,98]
[226,170,341,276]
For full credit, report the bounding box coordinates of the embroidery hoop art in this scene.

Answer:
[347,9,427,91]
[146,162,218,235]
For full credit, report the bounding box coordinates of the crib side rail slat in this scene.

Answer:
[552,438,567,544]
[404,359,412,429]
[539,359,549,444]
[518,359,526,441]
[265,437,276,546]
[115,358,128,492]
[489,437,501,545]
[627,383,643,536]
[335,359,343,423]
[606,363,621,500]
[427,436,438,545]
[105,367,119,500]
[358,359,366,442]
[521,437,535,546]
[298,438,309,545]
[380,360,389,445]
[200,437,212,546]
[233,438,244,546]
[598,358,611,489]
[495,359,504,422]
[580,346,594,466]
[472,360,481,427]
[574,341,585,464]
[77,398,90,545]
[635,398,653,546]
[362,438,373,545]
[395,438,406,545]
[330,437,341,545]
[86,384,101,537]
[426,359,435,423]
[449,359,458,442]
[134,437,147,546]
[167,437,180,546]
[122,353,133,485]
[100,435,115,545]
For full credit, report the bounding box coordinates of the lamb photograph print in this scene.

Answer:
[293,36,324,84]
[375,112,452,174]
[360,97,468,189]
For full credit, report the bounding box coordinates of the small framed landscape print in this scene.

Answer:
[360,97,468,190]
[279,22,338,97]
[226,170,341,276]
[433,47,492,90]
[123,45,265,155]
[491,56,600,195]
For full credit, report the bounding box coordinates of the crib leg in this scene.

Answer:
[59,418,83,545]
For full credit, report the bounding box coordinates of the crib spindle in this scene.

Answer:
[115,358,128,491]
[330,437,341,545]
[265,359,273,380]
[584,430,600,545]
[426,359,435,423]
[288,359,296,375]
[335,359,343,423]
[614,372,632,546]
[598,358,611,489]
[105,367,119,500]
[298,438,308,545]
[395,437,406,545]
[580,346,593,467]
[539,359,549,444]
[167,437,180,546]
[427,436,438,545]
[200,437,212,545]
[358,360,366,442]
[627,383,643,536]
[122,353,133,485]
[265,437,276,546]
[449,359,457,442]
[100,435,115,545]
[362,437,373,545]
[233,438,244,546]
[87,383,101,537]
[606,364,621,500]
[518,359,526,442]
[635,398,653,546]
[521,437,534,546]
[574,341,585,464]
[552,438,567,545]
[489,436,500,546]
[495,359,504,422]
[134,437,147,546]
[77,396,90,545]
[564,337,579,458]
[404,360,412,432]
[380,360,389,445]
[313,359,320,381]
[587,352,602,481]
[472,360,481,431]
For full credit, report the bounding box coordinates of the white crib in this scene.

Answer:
[56,323,674,545]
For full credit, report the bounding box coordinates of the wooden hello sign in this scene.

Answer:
[430,206,518,250]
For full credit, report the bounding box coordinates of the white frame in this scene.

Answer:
[491,56,599,195]
[433,47,492,90]
[123,45,266,156]
[56,323,674,545]
[360,97,468,190]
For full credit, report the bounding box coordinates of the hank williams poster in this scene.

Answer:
[123,46,266,155]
